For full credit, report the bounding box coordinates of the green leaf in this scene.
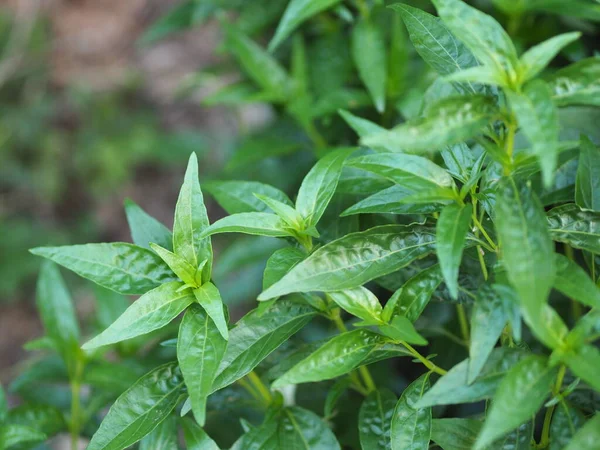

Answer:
[554,253,600,308]
[382,264,443,323]
[181,418,219,450]
[576,136,600,211]
[417,347,527,408]
[468,284,508,383]
[93,285,129,331]
[150,243,199,286]
[124,199,173,251]
[201,212,294,238]
[519,32,581,83]
[0,424,46,448]
[211,300,316,392]
[139,415,177,450]
[328,286,383,325]
[494,177,557,345]
[263,247,306,290]
[232,414,279,449]
[193,282,228,340]
[5,404,66,437]
[226,24,291,100]
[272,329,388,388]
[431,418,481,450]
[177,305,227,426]
[278,406,341,449]
[432,0,518,79]
[557,344,600,393]
[441,143,480,184]
[391,4,478,93]
[82,281,194,350]
[379,315,428,346]
[0,383,6,423]
[391,373,431,450]
[474,355,557,449]
[361,95,498,153]
[259,225,437,299]
[444,65,507,87]
[549,402,586,450]
[324,378,353,419]
[547,57,600,107]
[547,203,600,253]
[173,153,212,282]
[29,243,177,295]
[339,109,387,140]
[87,363,184,450]
[255,194,304,229]
[436,203,472,299]
[351,17,387,113]
[359,389,397,450]
[35,261,80,369]
[269,0,342,52]
[295,148,354,228]
[507,80,560,186]
[564,414,600,450]
[347,153,455,191]
[204,180,293,215]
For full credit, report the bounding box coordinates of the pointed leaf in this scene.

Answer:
[339,109,386,139]
[379,315,428,346]
[139,415,177,450]
[352,18,387,112]
[82,281,194,350]
[557,344,600,393]
[181,418,219,450]
[436,203,472,299]
[263,247,306,290]
[564,414,600,450]
[359,389,397,450]
[173,153,212,282]
[431,418,481,450]
[547,203,600,253]
[204,180,293,215]
[549,402,586,449]
[150,243,198,286]
[575,135,600,211]
[554,253,600,308]
[547,57,600,107]
[193,282,228,340]
[519,32,581,83]
[278,406,341,449]
[341,185,445,216]
[201,212,294,238]
[391,374,431,450]
[178,305,227,426]
[29,243,177,295]
[125,199,172,251]
[328,286,383,325]
[0,425,46,448]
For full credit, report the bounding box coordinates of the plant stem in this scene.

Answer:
[401,341,448,376]
[504,118,516,174]
[70,358,84,450]
[456,304,470,344]
[477,246,489,281]
[247,370,273,406]
[472,214,498,251]
[537,365,567,449]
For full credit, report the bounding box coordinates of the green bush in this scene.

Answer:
[3,0,600,449]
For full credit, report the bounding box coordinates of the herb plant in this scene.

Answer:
[5,0,600,449]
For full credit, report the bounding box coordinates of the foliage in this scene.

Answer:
[7,0,600,449]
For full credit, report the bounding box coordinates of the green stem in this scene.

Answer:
[537,365,566,449]
[401,342,448,376]
[238,378,263,404]
[504,118,516,174]
[70,359,84,450]
[477,246,489,281]
[472,215,498,252]
[456,304,470,344]
[247,371,273,407]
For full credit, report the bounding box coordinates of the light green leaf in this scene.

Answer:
[296,148,354,227]
[431,418,481,450]
[263,247,306,290]
[178,305,227,426]
[507,80,560,186]
[519,32,581,83]
[549,402,586,450]
[382,264,443,323]
[150,243,198,286]
[211,300,316,392]
[494,177,557,346]
[468,284,508,383]
[173,153,212,282]
[564,414,600,450]
[391,4,478,93]
[436,203,472,299]
[547,57,600,107]
[361,95,498,153]
[554,253,600,308]
[441,143,480,183]
[547,203,600,253]
[226,24,291,100]
[82,281,194,350]
[0,424,46,448]
[87,363,184,450]
[272,329,388,388]
[444,65,507,87]
[35,261,80,370]
[204,180,293,215]
[339,109,387,140]
[269,0,342,52]
[576,135,600,211]
[278,406,341,449]
[557,344,600,393]
[352,17,387,113]
[193,282,228,340]
[181,418,219,450]
[29,243,177,295]
[359,389,396,450]
[124,199,173,251]
[416,347,527,408]
[328,286,383,325]
[379,315,428,346]
[432,0,518,79]
[201,212,294,238]
[259,224,437,299]
[139,415,177,450]
[474,355,557,449]
[391,373,431,450]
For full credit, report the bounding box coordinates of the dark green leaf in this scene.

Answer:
[204,180,293,215]
[278,406,341,449]
[181,417,219,450]
[124,199,173,251]
[564,414,600,450]
[547,203,600,253]
[391,374,431,450]
[263,247,306,290]
[359,389,397,450]
[575,135,600,211]
[29,243,177,295]
[339,109,387,140]
[379,316,428,346]
[0,424,46,448]
[554,253,600,308]
[431,418,481,450]
[139,415,177,450]
[549,402,586,450]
